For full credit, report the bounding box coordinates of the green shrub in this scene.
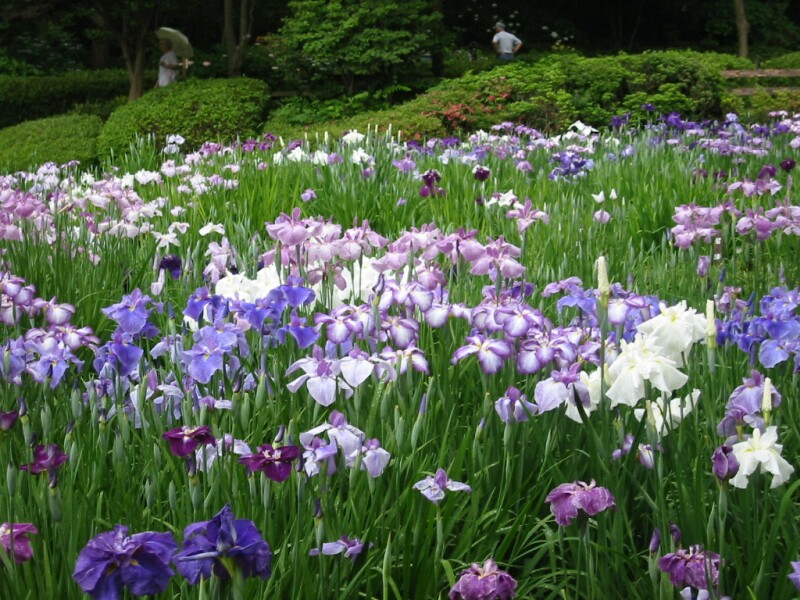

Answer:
[0,114,102,173]
[0,70,131,129]
[419,50,742,132]
[97,77,270,158]
[265,103,446,141]
[760,51,800,69]
[264,50,752,140]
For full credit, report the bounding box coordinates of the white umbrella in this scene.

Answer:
[155,27,194,58]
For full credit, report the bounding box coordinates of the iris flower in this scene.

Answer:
[413,469,471,503]
[449,558,517,600]
[162,426,216,458]
[309,536,369,562]
[729,426,795,489]
[174,504,271,584]
[546,480,615,526]
[72,525,177,600]
[0,523,37,563]
[239,444,300,482]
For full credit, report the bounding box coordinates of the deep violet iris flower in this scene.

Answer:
[173,504,272,584]
[72,525,177,600]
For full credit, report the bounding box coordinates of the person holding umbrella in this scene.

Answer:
[156,38,179,88]
[154,28,193,88]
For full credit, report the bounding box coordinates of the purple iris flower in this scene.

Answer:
[352,438,391,478]
[473,166,491,181]
[93,330,144,378]
[790,562,800,591]
[545,480,616,526]
[452,334,512,374]
[159,255,183,279]
[495,387,537,423]
[275,310,319,349]
[309,536,370,562]
[0,410,18,431]
[162,426,216,458]
[392,156,416,172]
[271,277,315,309]
[710,445,739,482]
[696,255,710,278]
[101,289,156,335]
[413,469,472,504]
[184,287,221,322]
[173,504,272,584]
[717,371,780,439]
[449,558,517,600]
[611,434,656,469]
[534,364,586,414]
[239,444,301,482]
[0,523,38,563]
[658,545,720,591]
[781,158,796,173]
[180,337,226,384]
[649,529,661,554]
[301,437,339,477]
[27,336,82,388]
[72,525,177,600]
[20,444,68,474]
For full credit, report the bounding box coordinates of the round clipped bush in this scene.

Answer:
[97,77,270,158]
[0,114,102,173]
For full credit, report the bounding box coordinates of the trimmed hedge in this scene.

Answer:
[0,114,102,173]
[0,70,131,129]
[265,50,756,138]
[97,77,271,158]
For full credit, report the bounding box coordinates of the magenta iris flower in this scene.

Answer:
[162,426,216,458]
[239,444,301,482]
[0,410,19,431]
[72,525,177,600]
[658,545,720,591]
[20,444,68,474]
[449,558,517,600]
[174,504,272,584]
[545,480,616,526]
[0,523,38,563]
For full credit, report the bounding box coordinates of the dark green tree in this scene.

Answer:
[278,0,439,95]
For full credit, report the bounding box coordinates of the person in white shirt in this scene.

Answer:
[492,22,522,61]
[156,39,179,88]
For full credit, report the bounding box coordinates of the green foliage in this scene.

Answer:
[0,69,130,129]
[69,95,128,122]
[424,50,741,133]
[97,77,270,158]
[265,103,447,141]
[0,48,40,76]
[278,0,439,95]
[0,114,102,172]
[265,50,757,140]
[762,51,800,69]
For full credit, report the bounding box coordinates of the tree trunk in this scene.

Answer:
[94,0,153,101]
[90,37,111,69]
[224,0,251,77]
[733,0,749,58]
[430,0,444,77]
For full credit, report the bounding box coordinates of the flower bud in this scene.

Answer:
[712,445,739,482]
